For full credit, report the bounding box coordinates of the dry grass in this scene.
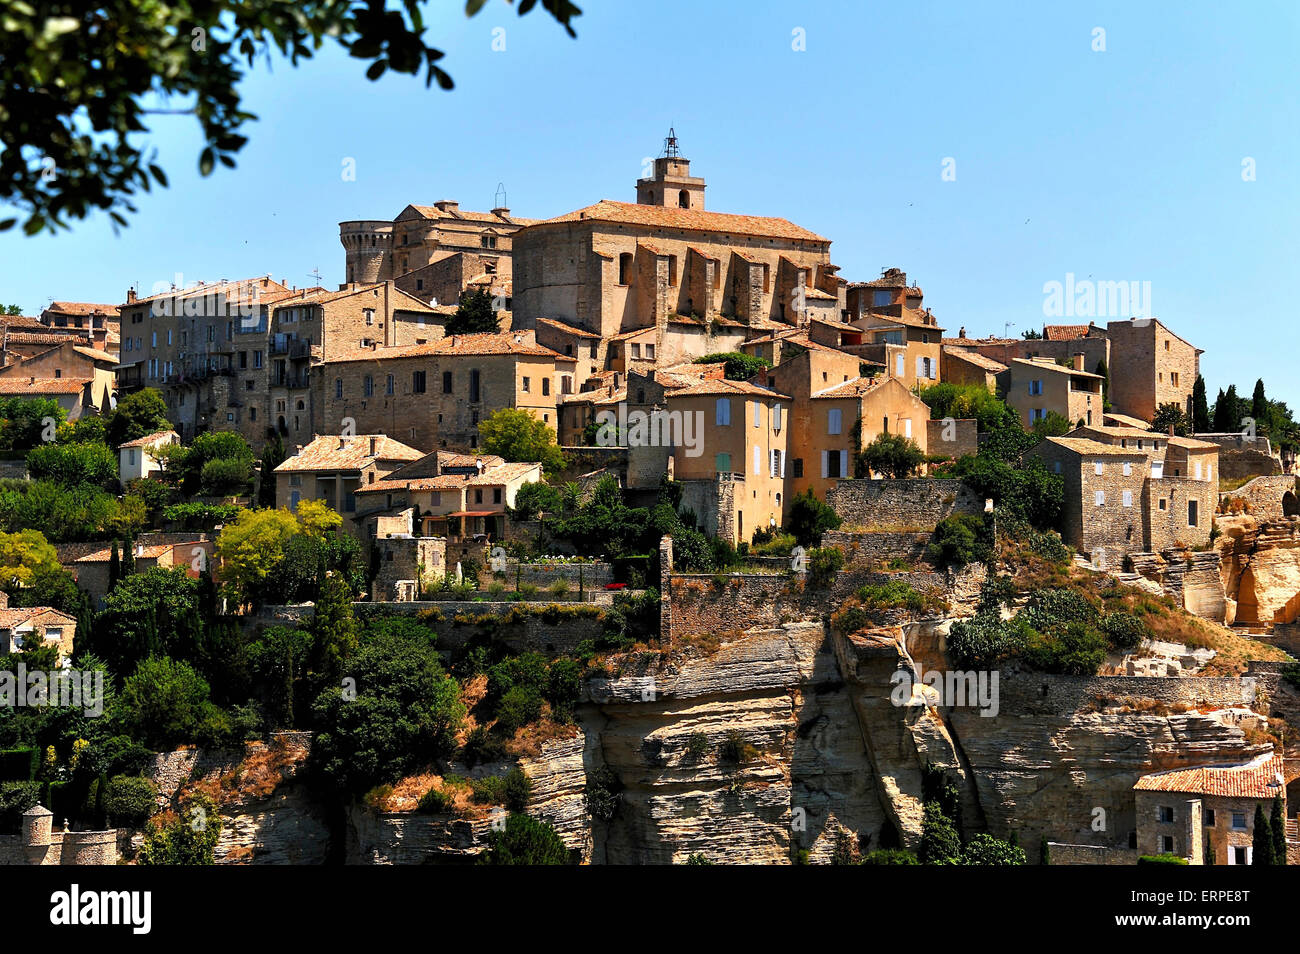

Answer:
[505,716,579,760]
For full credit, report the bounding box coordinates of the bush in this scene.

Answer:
[684,732,710,760]
[858,432,926,479]
[1137,853,1189,865]
[417,785,456,814]
[138,793,222,865]
[785,489,841,547]
[806,546,844,586]
[862,848,918,865]
[927,514,991,568]
[0,746,39,782]
[583,765,622,821]
[960,833,1026,865]
[946,613,1032,669]
[919,803,962,864]
[0,780,41,832]
[494,685,544,735]
[199,456,252,496]
[460,726,507,767]
[480,813,571,865]
[1101,612,1148,651]
[692,351,770,381]
[27,442,118,489]
[101,775,158,827]
[1020,621,1109,675]
[717,730,757,765]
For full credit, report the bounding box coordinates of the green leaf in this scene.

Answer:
[198,147,215,177]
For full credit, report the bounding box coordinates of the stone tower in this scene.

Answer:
[339,220,394,284]
[636,129,706,210]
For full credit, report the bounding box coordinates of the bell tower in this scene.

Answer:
[636,128,706,210]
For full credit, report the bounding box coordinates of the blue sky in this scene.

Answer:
[3,0,1296,407]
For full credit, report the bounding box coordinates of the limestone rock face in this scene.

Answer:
[1218,516,1300,626]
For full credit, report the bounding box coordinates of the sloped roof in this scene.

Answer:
[1134,754,1283,800]
[668,378,791,400]
[358,460,541,495]
[537,200,828,243]
[327,332,571,364]
[47,301,121,317]
[116,429,178,450]
[276,434,423,472]
[1044,436,1148,458]
[0,606,76,628]
[0,377,89,395]
[944,347,1008,373]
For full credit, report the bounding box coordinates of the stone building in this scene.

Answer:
[115,276,297,448]
[40,300,120,346]
[356,451,542,546]
[267,281,441,448]
[274,433,423,530]
[117,428,178,483]
[339,199,536,297]
[665,377,791,545]
[1103,317,1200,424]
[0,376,97,420]
[939,346,1008,392]
[72,538,213,604]
[313,330,574,452]
[511,137,843,374]
[0,593,76,660]
[844,269,944,389]
[1134,753,1286,864]
[1005,355,1105,430]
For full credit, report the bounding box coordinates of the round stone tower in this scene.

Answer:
[22,803,53,865]
[339,220,394,284]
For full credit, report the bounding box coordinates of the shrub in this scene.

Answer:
[918,802,962,864]
[806,546,844,586]
[960,833,1026,865]
[1137,853,1189,865]
[138,793,222,865]
[927,514,991,568]
[717,730,757,765]
[862,848,918,865]
[946,614,1032,669]
[1101,612,1148,651]
[27,442,118,488]
[692,352,770,381]
[480,813,571,865]
[0,746,39,782]
[0,780,41,832]
[460,726,507,767]
[583,765,622,821]
[785,489,841,547]
[503,767,531,813]
[1020,622,1109,676]
[495,685,544,734]
[417,785,456,814]
[684,732,710,760]
[858,432,926,479]
[101,775,158,827]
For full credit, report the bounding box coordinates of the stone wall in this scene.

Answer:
[823,529,931,566]
[995,672,1258,712]
[1046,842,1139,865]
[350,599,607,655]
[507,560,614,589]
[926,417,979,460]
[1220,475,1298,520]
[372,536,446,601]
[1129,550,1227,622]
[826,478,984,532]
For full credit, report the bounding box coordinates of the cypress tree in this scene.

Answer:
[1271,794,1287,866]
[1252,803,1274,864]
[1094,358,1111,411]
[107,540,120,591]
[258,434,285,508]
[1252,379,1268,422]
[120,535,136,577]
[1192,375,1210,432]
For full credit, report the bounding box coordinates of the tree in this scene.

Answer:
[116,656,224,748]
[26,442,119,488]
[106,389,171,448]
[1214,384,1240,433]
[785,489,842,547]
[919,802,962,864]
[1151,402,1190,437]
[508,481,565,520]
[0,397,65,450]
[1094,358,1111,411]
[1021,329,1042,340]
[446,288,501,335]
[480,814,571,865]
[107,540,120,592]
[1,1,581,235]
[306,573,360,687]
[0,528,63,592]
[95,567,207,676]
[3,305,22,316]
[215,507,298,604]
[1252,803,1274,864]
[858,432,926,479]
[478,407,565,473]
[310,625,464,793]
[1030,411,1072,439]
[693,352,771,381]
[960,833,1026,865]
[1271,794,1287,866]
[1192,375,1211,432]
[1251,378,1268,423]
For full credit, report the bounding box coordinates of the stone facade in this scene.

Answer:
[372,535,447,601]
[1104,318,1200,423]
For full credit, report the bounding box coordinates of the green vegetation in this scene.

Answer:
[138,792,222,865]
[784,489,842,547]
[857,432,926,479]
[480,813,572,865]
[478,407,565,473]
[446,288,501,335]
[106,390,171,449]
[692,351,771,381]
[927,513,992,569]
[26,442,118,489]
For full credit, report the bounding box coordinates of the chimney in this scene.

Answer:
[1072,352,1085,371]
[126,288,137,304]
[959,326,966,338]
[369,436,377,456]
[338,436,346,450]
[491,206,510,218]
[433,199,459,214]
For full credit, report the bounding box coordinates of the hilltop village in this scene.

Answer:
[2,135,1299,866]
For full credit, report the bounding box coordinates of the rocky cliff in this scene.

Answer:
[1217,515,1300,627]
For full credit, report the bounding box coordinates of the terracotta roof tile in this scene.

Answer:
[1134,754,1284,800]
[537,200,828,243]
[0,377,89,395]
[276,434,423,472]
[326,332,571,364]
[944,347,1008,373]
[116,429,178,450]
[668,378,791,400]
[1044,436,1148,457]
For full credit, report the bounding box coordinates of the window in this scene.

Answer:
[364,375,374,397]
[618,253,632,285]
[645,343,655,360]
[386,374,394,395]
[1159,497,1168,511]
[1188,499,1199,527]
[1095,490,1105,506]
[475,489,483,504]
[792,458,803,478]
[364,309,374,326]
[412,370,427,394]
[895,353,905,377]
[827,408,842,435]
[773,404,782,431]
[1158,805,1174,823]
[715,453,731,472]
[240,351,248,369]
[753,401,762,428]
[334,378,343,399]
[823,450,847,479]
[470,369,480,402]
[1231,812,1247,830]
[1029,379,1043,396]
[1204,809,1216,827]
[254,351,263,368]
[1171,371,1179,387]
[752,444,761,474]
[668,255,678,286]
[481,235,497,249]
[521,376,530,393]
[1160,835,1175,853]
[440,371,452,394]
[493,488,502,504]
[715,398,731,426]
[1122,489,1133,508]
[542,377,550,397]
[631,342,641,359]
[1094,461,1104,475]
[1123,462,1132,476]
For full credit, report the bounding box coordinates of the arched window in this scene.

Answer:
[678,189,689,208]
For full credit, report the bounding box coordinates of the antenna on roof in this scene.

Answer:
[663,127,680,158]
[1004,322,1016,338]
[494,182,507,208]
[307,267,322,286]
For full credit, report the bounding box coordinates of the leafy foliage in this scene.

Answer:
[692,352,771,381]
[478,407,565,473]
[446,288,501,335]
[784,489,842,547]
[858,432,926,479]
[481,813,572,865]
